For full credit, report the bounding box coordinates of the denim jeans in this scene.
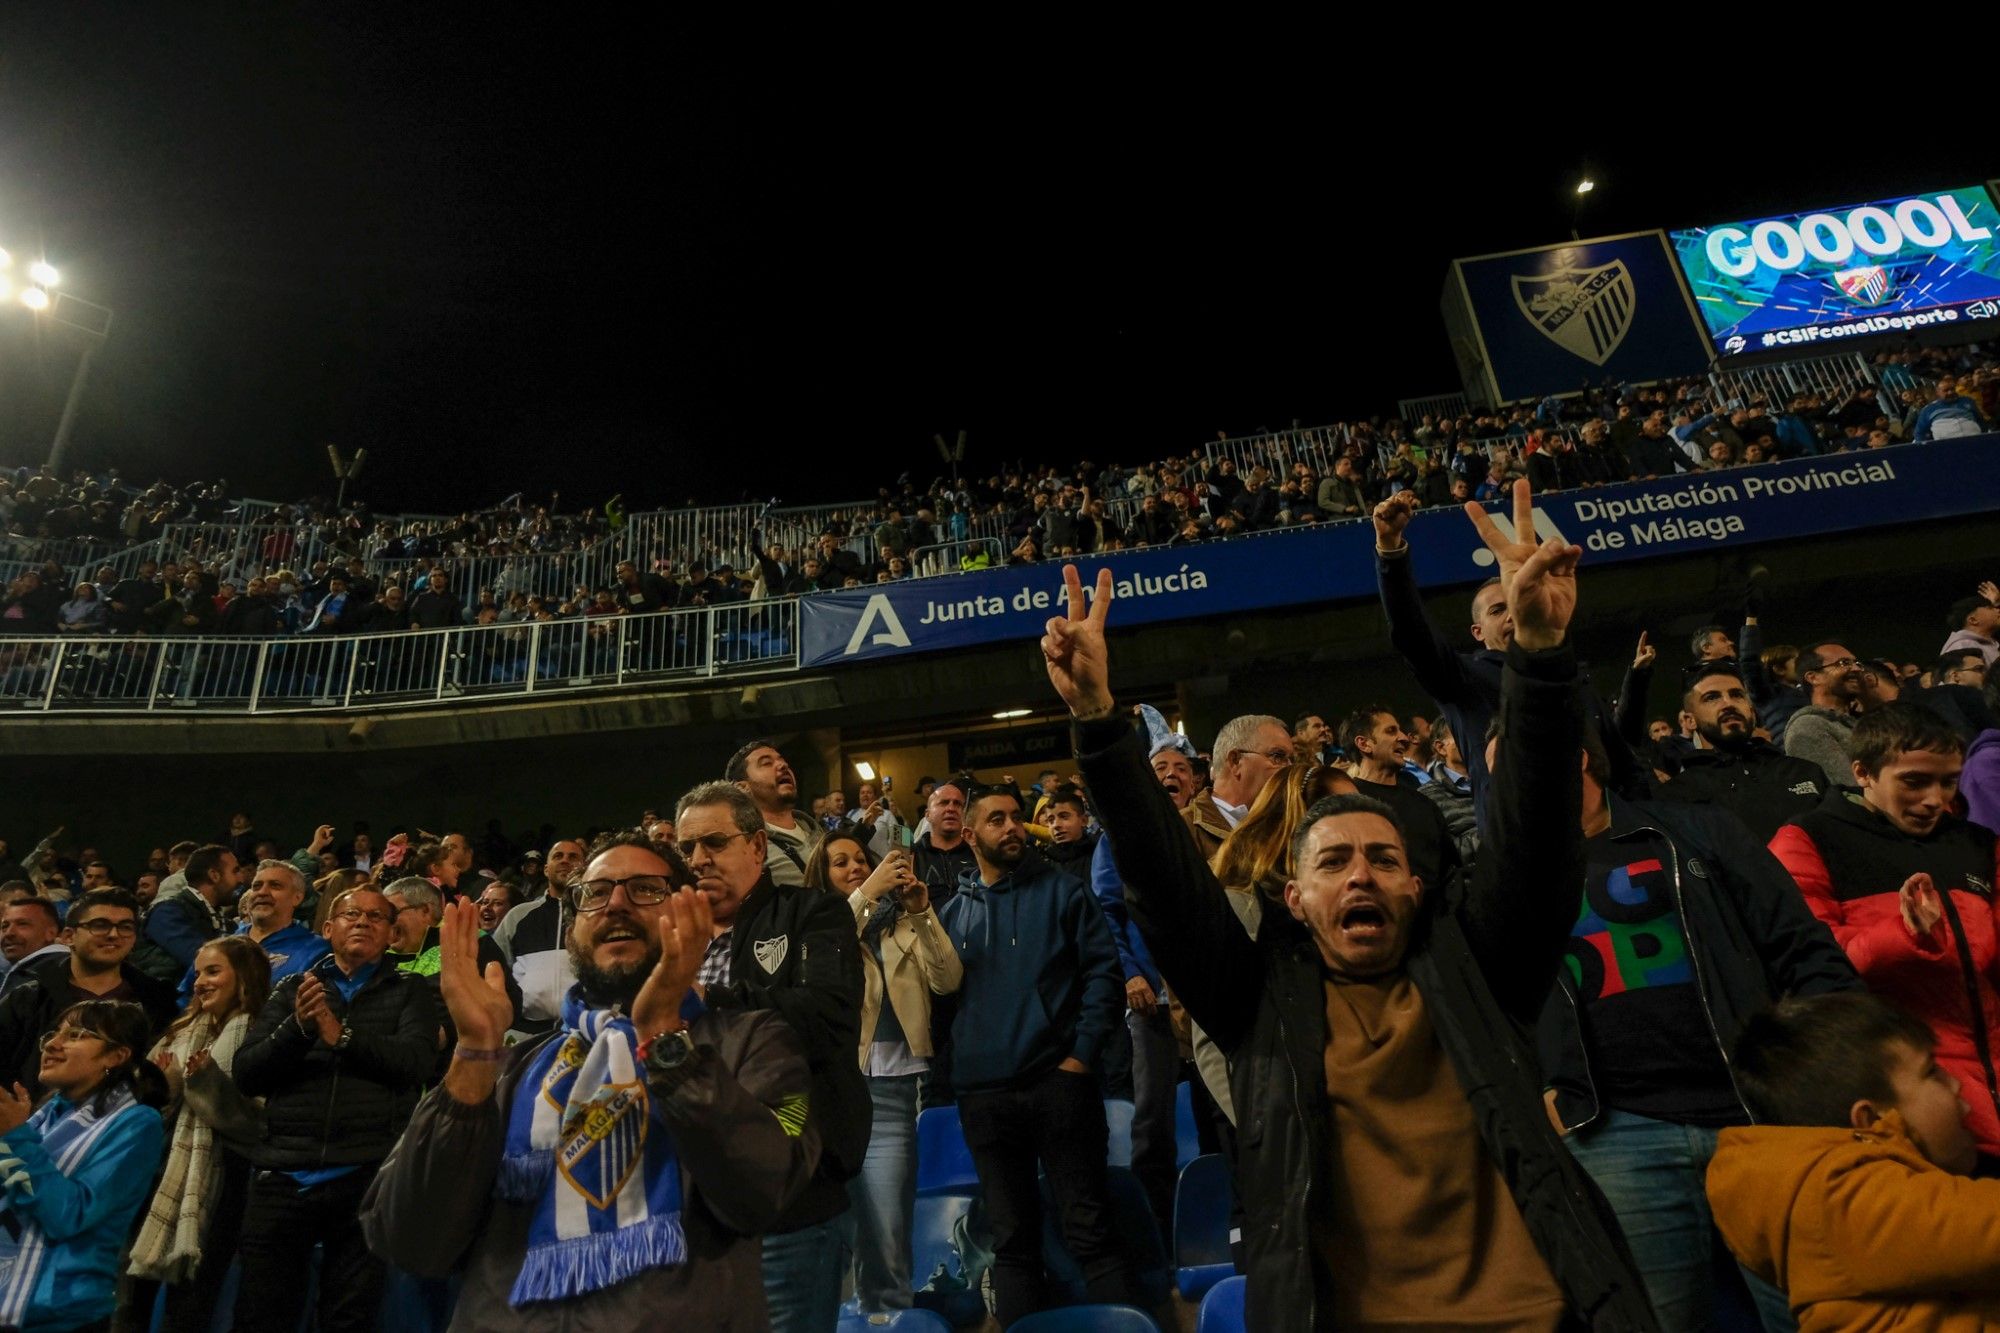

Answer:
[849,1074,920,1312]
[1564,1108,1796,1333]
[959,1066,1139,1327]
[763,1212,854,1333]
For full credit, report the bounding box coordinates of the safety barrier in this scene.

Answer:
[0,599,801,715]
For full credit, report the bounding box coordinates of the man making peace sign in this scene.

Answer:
[1050,481,1660,1332]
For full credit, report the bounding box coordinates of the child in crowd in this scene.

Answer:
[1706,991,1997,1331]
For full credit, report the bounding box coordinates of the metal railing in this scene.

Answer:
[1199,425,1359,479]
[908,537,1005,577]
[0,600,800,715]
[1707,350,1891,419]
[1397,392,1472,424]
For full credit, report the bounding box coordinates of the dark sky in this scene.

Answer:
[0,19,1986,509]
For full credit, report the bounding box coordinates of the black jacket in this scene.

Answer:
[1376,546,1642,825]
[234,954,442,1169]
[0,953,179,1092]
[913,835,978,910]
[1659,741,1830,844]
[1538,794,1860,1133]
[1082,643,1659,1332]
[704,875,867,1232]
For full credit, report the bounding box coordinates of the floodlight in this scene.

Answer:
[0,249,10,268]
[20,287,48,311]
[853,760,877,780]
[1575,180,1596,195]
[28,262,57,286]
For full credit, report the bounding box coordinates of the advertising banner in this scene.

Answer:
[799,436,1996,667]
[1444,231,1713,404]
[1672,185,2000,357]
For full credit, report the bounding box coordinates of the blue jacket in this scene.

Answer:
[0,1096,165,1331]
[938,859,1124,1093]
[143,888,219,971]
[1090,834,1161,992]
[1913,395,1986,441]
[179,920,332,1003]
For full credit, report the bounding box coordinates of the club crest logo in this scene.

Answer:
[1833,265,1892,306]
[1512,261,1635,365]
[558,1081,648,1209]
[754,934,789,974]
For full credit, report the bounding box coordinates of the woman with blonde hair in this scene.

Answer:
[1193,762,1355,1130]
[1211,761,1359,922]
[125,935,271,1332]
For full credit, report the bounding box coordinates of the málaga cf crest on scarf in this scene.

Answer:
[495,991,686,1307]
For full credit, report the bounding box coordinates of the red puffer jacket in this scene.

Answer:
[1770,791,2000,1153]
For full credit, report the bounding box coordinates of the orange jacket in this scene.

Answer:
[1707,1112,2000,1332]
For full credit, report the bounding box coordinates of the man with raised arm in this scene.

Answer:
[1052,483,1658,1331]
[1372,487,1634,824]
[361,835,819,1329]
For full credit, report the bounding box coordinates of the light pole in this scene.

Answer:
[1570,178,1596,242]
[1,251,114,474]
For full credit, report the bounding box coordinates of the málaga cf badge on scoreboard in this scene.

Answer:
[1510,260,1635,366]
[1833,265,1892,306]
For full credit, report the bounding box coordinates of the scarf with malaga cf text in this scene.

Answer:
[495,989,685,1307]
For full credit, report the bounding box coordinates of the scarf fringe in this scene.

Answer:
[494,1149,552,1203]
[508,1209,687,1308]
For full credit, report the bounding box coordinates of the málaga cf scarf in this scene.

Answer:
[495,991,685,1307]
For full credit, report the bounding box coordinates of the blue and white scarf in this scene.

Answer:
[0,1086,143,1328]
[495,990,685,1307]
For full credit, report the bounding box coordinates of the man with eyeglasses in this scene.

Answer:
[0,888,175,1093]
[1784,642,1868,781]
[232,885,442,1333]
[673,781,866,1333]
[1183,713,1291,861]
[493,838,587,1038]
[384,876,519,1070]
[361,833,819,1327]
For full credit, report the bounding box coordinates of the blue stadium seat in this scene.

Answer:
[909,1192,988,1328]
[837,1310,955,1332]
[916,1104,979,1196]
[1174,1080,1199,1170]
[1172,1153,1236,1300]
[1103,1097,1134,1168]
[1195,1275,1246,1333]
[1039,1166,1171,1309]
[1009,1305,1159,1333]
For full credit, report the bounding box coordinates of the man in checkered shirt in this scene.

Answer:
[674,780,869,1333]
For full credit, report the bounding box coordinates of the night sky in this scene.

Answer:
[0,19,1985,510]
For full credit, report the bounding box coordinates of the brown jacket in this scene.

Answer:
[1707,1111,2000,1332]
[1180,789,1232,863]
[360,1008,819,1332]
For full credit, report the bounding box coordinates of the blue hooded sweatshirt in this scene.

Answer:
[939,857,1124,1093]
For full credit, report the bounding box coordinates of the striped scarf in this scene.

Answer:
[127,1012,252,1282]
[0,1086,143,1327]
[495,990,685,1307]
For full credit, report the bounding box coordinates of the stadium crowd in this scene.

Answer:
[4,343,1995,662]
[0,478,1996,1330]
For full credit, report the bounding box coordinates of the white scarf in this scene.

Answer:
[126,1012,251,1282]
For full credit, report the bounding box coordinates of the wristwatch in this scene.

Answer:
[639,1028,694,1077]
